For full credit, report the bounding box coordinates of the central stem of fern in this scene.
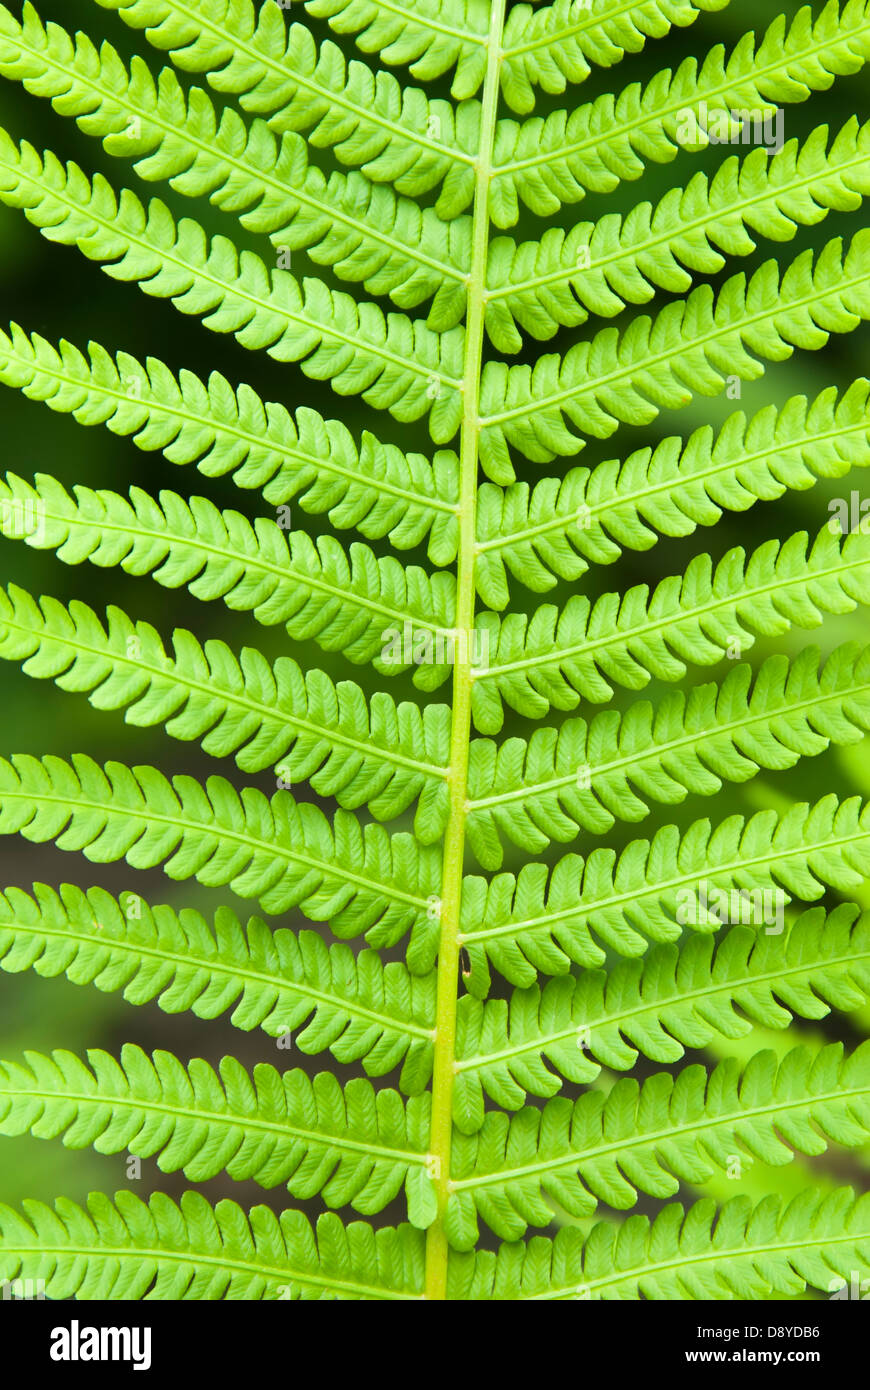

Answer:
[424,0,506,1302]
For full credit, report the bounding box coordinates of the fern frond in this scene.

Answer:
[480,233,870,477]
[1,0,869,1306]
[306,0,489,95]
[490,0,870,225]
[450,1188,870,1299]
[454,904,870,1121]
[0,326,460,564]
[488,119,870,350]
[476,381,870,607]
[95,0,479,213]
[445,1043,870,1245]
[0,1046,436,1222]
[0,6,472,323]
[304,1,726,114]
[0,585,452,838]
[0,137,465,437]
[0,753,440,955]
[0,1190,426,1299]
[0,475,459,691]
[467,645,870,868]
[459,794,870,993]
[0,884,436,1090]
[499,0,729,113]
[472,526,870,732]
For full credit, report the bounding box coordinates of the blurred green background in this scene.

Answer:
[0,0,867,1279]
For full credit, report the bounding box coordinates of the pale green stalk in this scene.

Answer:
[424,0,506,1302]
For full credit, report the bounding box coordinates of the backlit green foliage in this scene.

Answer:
[0,0,868,1300]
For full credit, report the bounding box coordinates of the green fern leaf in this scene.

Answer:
[490,1,870,225]
[0,5,472,322]
[476,380,870,605]
[445,1043,870,1245]
[460,794,870,993]
[95,0,479,213]
[450,1188,870,1299]
[0,325,461,563]
[0,474,460,690]
[306,0,490,95]
[473,525,870,731]
[488,119,870,350]
[480,233,870,477]
[467,645,870,866]
[0,1190,426,1298]
[1,0,870,1307]
[498,0,730,113]
[0,1045,436,1220]
[454,904,870,1120]
[0,584,452,837]
[0,137,465,436]
[0,753,441,956]
[0,884,436,1089]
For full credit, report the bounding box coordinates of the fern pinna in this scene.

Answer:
[0,0,867,1303]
